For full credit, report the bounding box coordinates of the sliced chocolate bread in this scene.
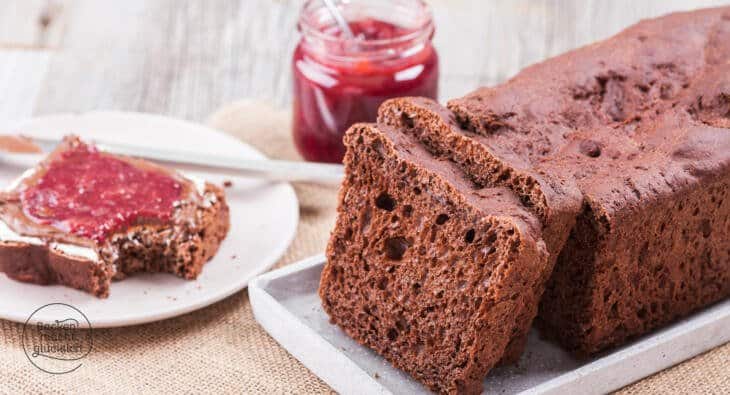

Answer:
[0,136,230,298]
[321,7,730,392]
[320,123,549,394]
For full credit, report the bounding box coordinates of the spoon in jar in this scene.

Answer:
[321,0,356,40]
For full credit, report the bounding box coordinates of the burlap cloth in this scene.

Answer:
[0,101,727,394]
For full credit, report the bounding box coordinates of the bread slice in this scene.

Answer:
[0,136,230,298]
[320,123,549,393]
[378,97,582,362]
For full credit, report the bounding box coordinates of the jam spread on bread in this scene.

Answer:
[21,142,182,242]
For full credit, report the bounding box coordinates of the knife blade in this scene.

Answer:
[0,135,345,185]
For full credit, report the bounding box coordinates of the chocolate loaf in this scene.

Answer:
[446,6,730,356]
[0,136,230,298]
[321,6,730,393]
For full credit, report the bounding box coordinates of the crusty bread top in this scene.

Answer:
[442,8,729,221]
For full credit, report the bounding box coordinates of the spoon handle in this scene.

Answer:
[321,0,355,39]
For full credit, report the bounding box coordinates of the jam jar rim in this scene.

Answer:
[297,0,435,62]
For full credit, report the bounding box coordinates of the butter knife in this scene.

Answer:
[0,135,345,185]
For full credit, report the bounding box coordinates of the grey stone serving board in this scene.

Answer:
[249,254,730,395]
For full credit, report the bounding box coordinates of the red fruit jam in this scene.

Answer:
[21,143,183,242]
[293,0,439,163]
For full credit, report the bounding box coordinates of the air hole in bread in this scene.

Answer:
[464,229,476,243]
[436,214,449,225]
[375,193,396,211]
[401,112,415,129]
[384,237,409,260]
[579,140,602,157]
[372,139,385,158]
[498,170,511,182]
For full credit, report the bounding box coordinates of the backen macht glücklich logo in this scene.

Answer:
[22,303,93,374]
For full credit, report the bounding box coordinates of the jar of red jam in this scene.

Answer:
[292,0,439,163]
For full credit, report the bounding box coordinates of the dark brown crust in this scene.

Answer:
[0,136,230,298]
[321,124,549,394]
[0,242,113,298]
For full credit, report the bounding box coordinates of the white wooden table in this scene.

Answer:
[2,0,729,124]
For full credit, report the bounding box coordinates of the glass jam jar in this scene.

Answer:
[292,0,439,163]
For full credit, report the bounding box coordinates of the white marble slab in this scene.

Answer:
[250,254,730,394]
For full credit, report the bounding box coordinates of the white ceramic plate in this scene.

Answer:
[0,112,299,328]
